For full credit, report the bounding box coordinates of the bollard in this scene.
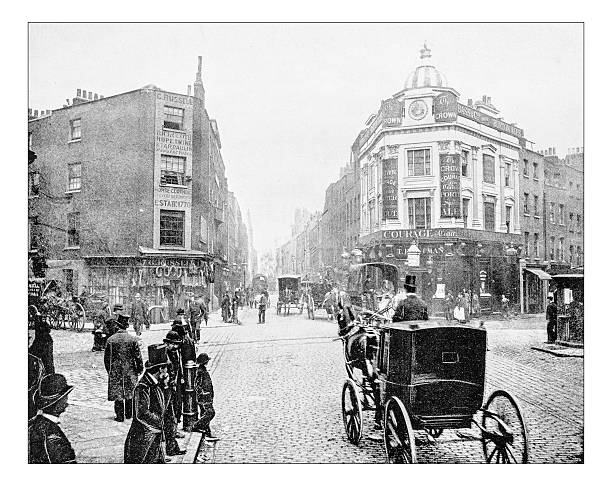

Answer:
[182,360,198,430]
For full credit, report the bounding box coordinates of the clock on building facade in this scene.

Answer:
[408,99,428,120]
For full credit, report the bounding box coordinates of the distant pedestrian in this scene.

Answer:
[104,313,144,422]
[29,315,55,374]
[231,290,241,324]
[192,353,219,441]
[444,291,454,321]
[130,292,149,335]
[28,373,76,463]
[124,344,171,464]
[472,293,481,318]
[258,293,267,323]
[501,294,510,319]
[221,293,231,323]
[546,295,558,343]
[189,296,208,342]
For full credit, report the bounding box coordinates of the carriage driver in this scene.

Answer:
[392,275,428,322]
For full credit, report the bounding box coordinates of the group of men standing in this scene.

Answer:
[221,289,268,324]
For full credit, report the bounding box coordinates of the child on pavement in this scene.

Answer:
[192,353,219,441]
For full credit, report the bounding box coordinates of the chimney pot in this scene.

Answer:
[99,95,104,99]
[468,98,473,107]
[28,108,32,115]
[66,99,70,105]
[94,93,99,100]
[88,91,92,100]
[487,96,491,104]
[82,89,87,98]
[77,89,81,97]
[34,110,38,117]
[187,85,192,96]
[482,95,487,102]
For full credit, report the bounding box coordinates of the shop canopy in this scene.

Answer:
[524,268,552,280]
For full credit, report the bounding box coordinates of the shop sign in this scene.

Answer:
[156,92,193,105]
[440,154,461,218]
[155,129,192,157]
[457,103,523,138]
[382,158,399,220]
[382,228,460,240]
[358,98,403,147]
[433,92,458,123]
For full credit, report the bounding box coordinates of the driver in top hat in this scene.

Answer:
[392,275,428,322]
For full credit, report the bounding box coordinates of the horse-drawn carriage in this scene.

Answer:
[340,319,529,463]
[346,262,399,312]
[28,279,87,332]
[277,275,303,315]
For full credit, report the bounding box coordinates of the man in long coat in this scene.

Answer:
[124,344,171,464]
[130,292,149,335]
[546,295,558,343]
[104,313,144,422]
[163,331,186,456]
[392,275,429,322]
[29,373,76,463]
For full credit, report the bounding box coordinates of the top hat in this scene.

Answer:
[146,344,171,371]
[404,275,417,292]
[113,304,124,313]
[196,353,210,365]
[164,330,183,345]
[34,373,74,410]
[116,313,130,328]
[176,308,185,315]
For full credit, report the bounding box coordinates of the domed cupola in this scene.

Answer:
[404,43,447,90]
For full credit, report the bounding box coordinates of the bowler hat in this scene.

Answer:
[404,275,417,292]
[116,313,130,328]
[197,353,210,365]
[164,330,183,345]
[146,344,171,370]
[34,373,74,410]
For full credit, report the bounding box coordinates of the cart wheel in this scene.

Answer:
[425,427,443,439]
[28,305,39,329]
[70,303,86,332]
[342,379,363,445]
[481,390,529,463]
[384,396,417,463]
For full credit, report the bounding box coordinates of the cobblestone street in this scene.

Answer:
[48,301,583,463]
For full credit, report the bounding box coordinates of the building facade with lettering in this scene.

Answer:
[28,58,248,314]
[355,45,524,312]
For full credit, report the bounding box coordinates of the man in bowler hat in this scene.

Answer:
[124,344,171,464]
[163,331,187,456]
[28,373,76,463]
[104,313,144,422]
[392,275,429,322]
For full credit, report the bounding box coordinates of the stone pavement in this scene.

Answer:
[47,305,583,463]
[51,308,238,463]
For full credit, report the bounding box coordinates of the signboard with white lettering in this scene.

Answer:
[433,92,458,123]
[439,154,461,218]
[382,158,399,220]
[358,98,402,147]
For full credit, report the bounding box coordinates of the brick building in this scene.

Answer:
[28,57,249,313]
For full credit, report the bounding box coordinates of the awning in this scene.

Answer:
[524,268,552,280]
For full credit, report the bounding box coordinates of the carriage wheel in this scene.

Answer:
[342,380,363,445]
[384,396,417,463]
[69,303,86,332]
[481,390,529,463]
[28,305,39,329]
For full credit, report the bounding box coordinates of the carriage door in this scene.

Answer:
[377,330,390,398]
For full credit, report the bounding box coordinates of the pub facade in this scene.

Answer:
[355,45,524,313]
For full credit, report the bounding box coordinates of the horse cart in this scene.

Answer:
[340,320,529,463]
[277,275,303,315]
[28,279,87,332]
[346,262,399,312]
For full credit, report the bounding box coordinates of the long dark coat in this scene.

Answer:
[392,293,429,322]
[28,415,76,463]
[104,330,143,401]
[28,354,45,420]
[124,372,166,464]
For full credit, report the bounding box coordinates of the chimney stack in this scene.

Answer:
[28,108,32,116]
[487,96,491,104]
[94,93,99,100]
[187,85,192,96]
[77,89,81,97]
[467,98,473,107]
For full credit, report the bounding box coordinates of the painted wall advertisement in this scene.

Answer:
[382,158,399,220]
[432,91,524,138]
[439,154,461,218]
[358,98,402,147]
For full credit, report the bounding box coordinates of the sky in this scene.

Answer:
[28,23,583,256]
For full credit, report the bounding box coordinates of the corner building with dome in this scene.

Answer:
[352,44,525,314]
